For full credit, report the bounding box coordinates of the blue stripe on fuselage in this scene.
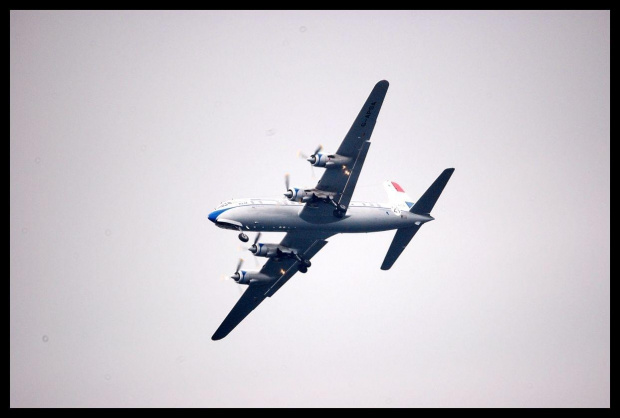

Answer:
[208,207,232,223]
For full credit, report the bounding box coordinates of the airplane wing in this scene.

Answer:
[211,230,333,340]
[300,80,389,221]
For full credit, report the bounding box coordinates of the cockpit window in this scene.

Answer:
[216,200,234,209]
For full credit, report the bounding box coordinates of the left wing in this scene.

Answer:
[300,80,389,220]
[210,283,271,341]
[211,230,333,340]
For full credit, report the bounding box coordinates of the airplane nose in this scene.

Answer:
[208,210,219,223]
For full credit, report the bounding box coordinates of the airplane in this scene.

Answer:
[208,80,454,340]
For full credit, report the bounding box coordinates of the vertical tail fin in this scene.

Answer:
[383,181,415,211]
[381,168,455,270]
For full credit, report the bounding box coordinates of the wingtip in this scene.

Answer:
[211,332,225,341]
[377,79,389,88]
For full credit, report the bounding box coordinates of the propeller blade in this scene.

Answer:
[253,232,262,245]
[235,258,244,273]
[285,173,290,191]
[313,144,323,155]
[297,150,308,159]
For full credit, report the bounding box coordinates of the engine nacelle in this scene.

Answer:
[307,153,351,168]
[249,243,279,258]
[250,243,295,258]
[284,187,314,203]
[231,271,272,285]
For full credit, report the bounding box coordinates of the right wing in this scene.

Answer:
[300,80,389,221]
[211,230,333,340]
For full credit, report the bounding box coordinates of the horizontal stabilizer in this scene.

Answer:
[380,225,422,270]
[410,168,455,215]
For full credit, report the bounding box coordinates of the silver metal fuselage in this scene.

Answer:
[208,199,432,234]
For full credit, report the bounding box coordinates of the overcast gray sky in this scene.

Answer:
[10,10,609,407]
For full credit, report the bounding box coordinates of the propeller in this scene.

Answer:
[230,258,244,282]
[284,173,293,199]
[248,232,262,254]
[303,144,323,165]
[235,232,261,266]
[297,150,317,178]
[220,258,245,294]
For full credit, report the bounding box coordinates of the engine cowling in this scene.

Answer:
[284,187,314,203]
[231,271,272,285]
[249,243,278,257]
[307,152,327,167]
[307,153,351,168]
[249,243,296,258]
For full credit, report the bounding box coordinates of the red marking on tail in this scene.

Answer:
[391,182,405,192]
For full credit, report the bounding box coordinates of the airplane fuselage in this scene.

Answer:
[208,199,433,234]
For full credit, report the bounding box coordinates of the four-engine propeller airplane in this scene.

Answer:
[209,80,454,340]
